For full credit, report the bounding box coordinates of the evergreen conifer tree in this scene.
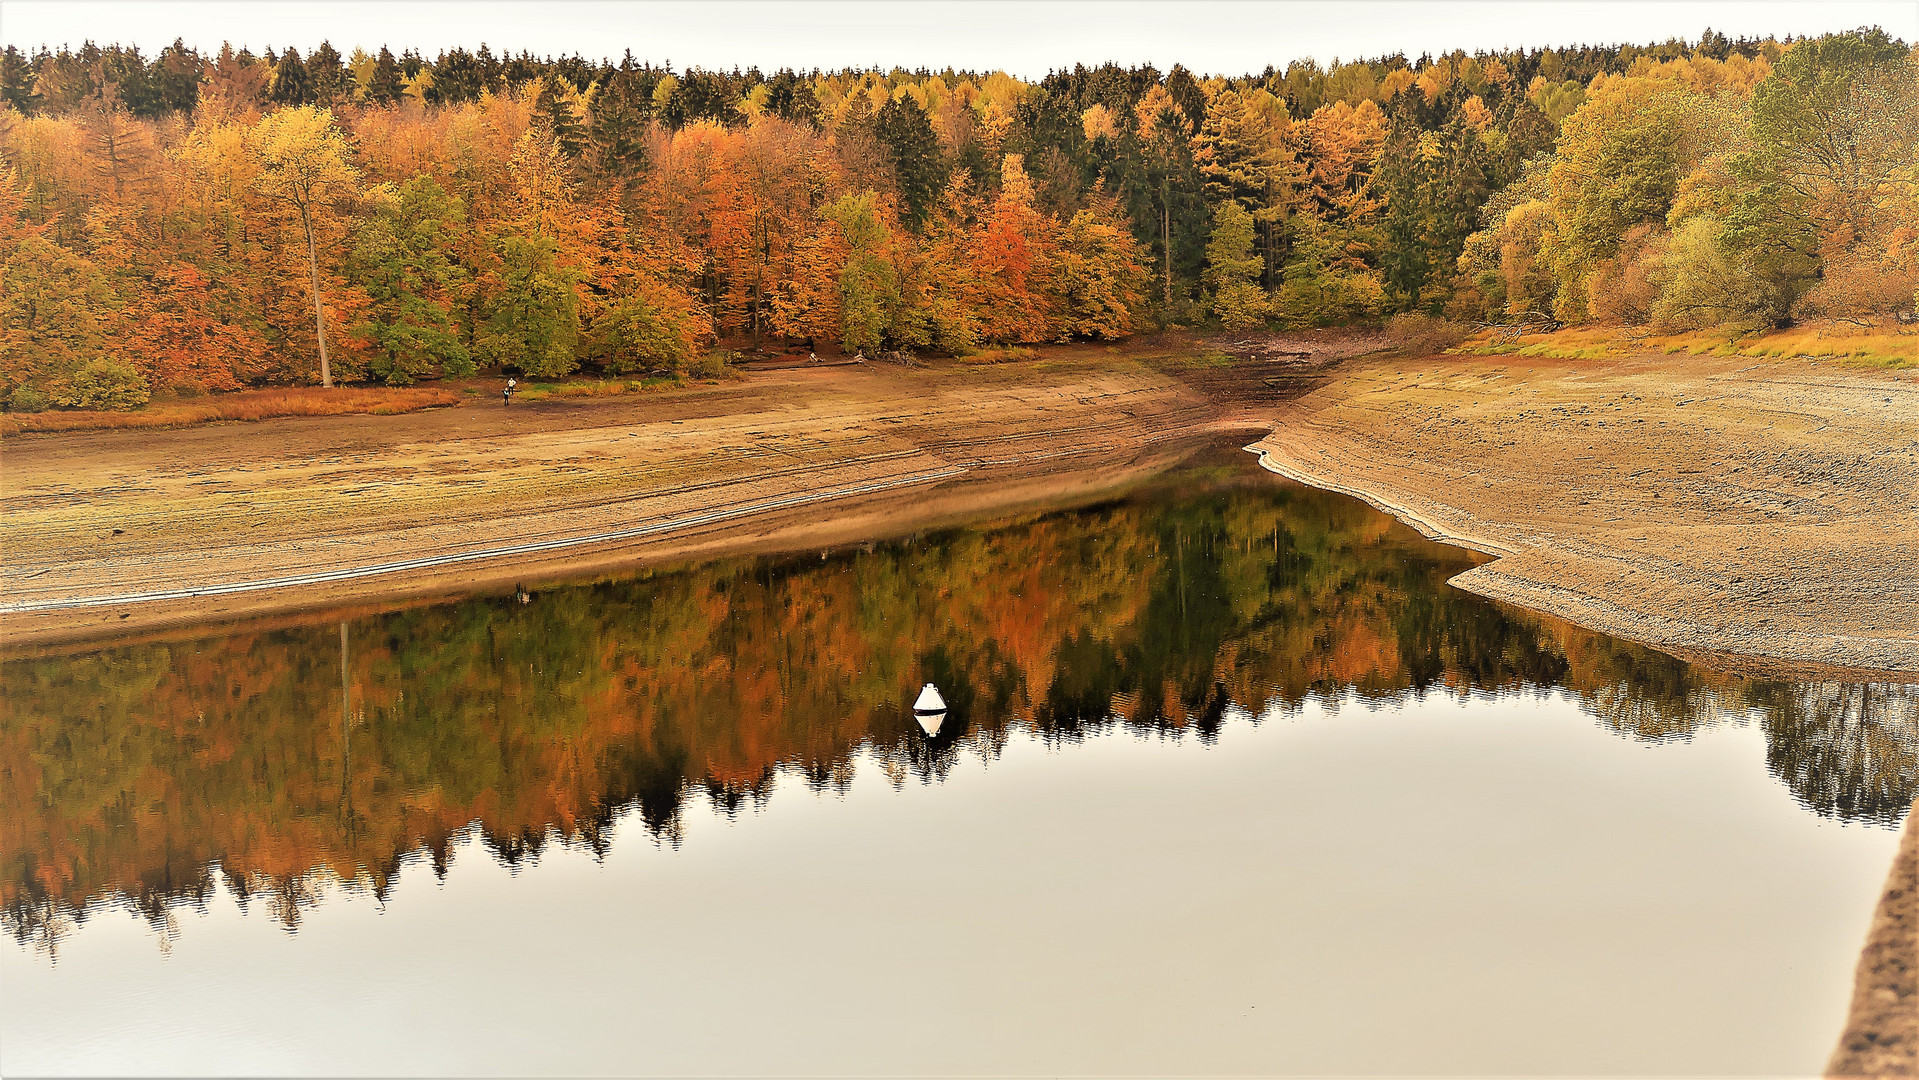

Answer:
[269,46,311,105]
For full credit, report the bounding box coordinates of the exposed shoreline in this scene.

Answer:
[4,339,1915,678]
[1828,794,1919,1079]
[1247,445,1916,682]
[0,350,1266,652]
[1248,348,1918,678]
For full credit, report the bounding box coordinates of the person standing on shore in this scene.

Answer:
[503,377,516,407]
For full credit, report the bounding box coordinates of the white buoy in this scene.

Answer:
[913,683,946,713]
[913,683,947,737]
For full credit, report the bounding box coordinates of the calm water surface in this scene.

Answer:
[3,461,1915,1077]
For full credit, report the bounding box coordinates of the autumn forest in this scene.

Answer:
[0,27,1914,410]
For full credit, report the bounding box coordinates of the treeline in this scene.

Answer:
[0,28,1911,410]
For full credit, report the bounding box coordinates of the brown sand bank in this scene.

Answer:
[1829,794,1919,1079]
[2,353,1269,650]
[1250,350,1919,675]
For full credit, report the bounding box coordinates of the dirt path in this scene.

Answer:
[2,356,1258,648]
[1249,350,1919,675]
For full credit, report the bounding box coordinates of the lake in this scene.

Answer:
[2,454,1913,1076]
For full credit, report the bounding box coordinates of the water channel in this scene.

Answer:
[2,455,1914,1076]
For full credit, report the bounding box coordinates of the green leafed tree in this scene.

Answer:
[1717,28,1919,325]
[823,190,903,354]
[349,176,475,384]
[1274,218,1382,326]
[587,291,698,374]
[1204,199,1267,330]
[0,234,113,408]
[1549,77,1701,264]
[1650,214,1773,329]
[477,232,581,377]
[1745,28,1917,255]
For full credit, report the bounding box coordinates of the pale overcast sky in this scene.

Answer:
[4,1,1913,77]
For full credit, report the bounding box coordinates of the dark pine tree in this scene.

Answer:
[1373,100,1429,308]
[501,49,542,87]
[100,45,162,116]
[760,69,819,127]
[367,46,403,104]
[269,46,312,105]
[152,39,202,114]
[430,47,484,104]
[474,43,503,95]
[1420,110,1493,303]
[0,46,35,114]
[875,94,947,228]
[586,64,650,193]
[670,68,740,128]
[533,77,586,159]
[551,53,598,93]
[308,40,348,106]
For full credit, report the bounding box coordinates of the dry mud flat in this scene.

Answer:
[1,356,1264,648]
[1251,349,1919,676]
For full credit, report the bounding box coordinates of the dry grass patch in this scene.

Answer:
[0,385,462,436]
[957,346,1040,365]
[513,371,744,401]
[1464,323,1917,369]
[1384,313,1471,354]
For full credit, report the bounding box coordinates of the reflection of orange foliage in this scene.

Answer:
[3,476,1789,937]
[1317,619,1404,686]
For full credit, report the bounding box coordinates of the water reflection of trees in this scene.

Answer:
[1564,632,1736,742]
[3,473,1914,954]
[1551,634,1919,823]
[1756,682,1919,825]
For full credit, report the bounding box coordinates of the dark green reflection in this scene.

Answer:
[3,464,1913,955]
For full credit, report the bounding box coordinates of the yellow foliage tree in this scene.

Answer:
[249,106,361,387]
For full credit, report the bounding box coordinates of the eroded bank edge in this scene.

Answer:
[1242,441,1919,678]
[0,467,968,615]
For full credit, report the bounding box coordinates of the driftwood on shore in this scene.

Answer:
[1476,314,1564,344]
[1828,796,1919,1079]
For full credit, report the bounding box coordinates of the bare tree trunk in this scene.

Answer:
[752,214,765,346]
[1161,178,1171,306]
[1264,216,1276,290]
[301,204,333,388]
[340,620,350,814]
